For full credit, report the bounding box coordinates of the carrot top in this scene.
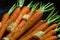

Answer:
[31,2,39,12]
[44,9,55,22]
[7,4,16,15]
[39,2,54,13]
[46,11,60,25]
[17,0,25,8]
[27,1,33,8]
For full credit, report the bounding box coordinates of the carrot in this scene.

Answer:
[19,20,44,40]
[21,11,60,40]
[0,0,25,38]
[3,2,54,40]
[45,36,58,40]
[13,2,39,32]
[19,8,55,40]
[1,4,16,26]
[7,1,33,32]
[22,2,39,20]
[40,27,60,40]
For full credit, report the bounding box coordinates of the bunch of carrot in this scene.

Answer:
[0,0,59,40]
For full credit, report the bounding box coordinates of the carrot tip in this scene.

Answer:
[2,37,9,40]
[34,31,45,37]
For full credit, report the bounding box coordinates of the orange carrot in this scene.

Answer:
[6,20,26,39]
[40,26,60,40]
[23,2,39,20]
[0,0,25,38]
[19,8,55,40]
[21,11,60,40]
[45,36,58,40]
[6,9,43,40]
[3,2,54,40]
[19,20,44,40]
[7,1,33,32]
[40,30,56,40]
[1,4,16,25]
[44,23,58,33]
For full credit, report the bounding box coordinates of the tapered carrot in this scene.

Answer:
[19,20,44,40]
[22,2,39,20]
[13,2,39,31]
[45,36,58,40]
[19,8,55,40]
[0,0,25,38]
[40,27,60,40]
[3,2,54,40]
[21,12,60,40]
[1,4,16,25]
[7,1,33,32]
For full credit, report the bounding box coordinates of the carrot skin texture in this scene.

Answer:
[15,6,30,25]
[8,10,43,40]
[1,13,10,25]
[21,23,49,40]
[45,36,58,40]
[0,22,1,28]
[19,20,44,40]
[7,20,26,39]
[0,7,21,38]
[40,30,56,40]
[44,24,58,33]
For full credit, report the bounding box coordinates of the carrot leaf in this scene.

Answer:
[31,2,39,12]
[27,1,33,8]
[17,0,25,8]
[8,4,16,15]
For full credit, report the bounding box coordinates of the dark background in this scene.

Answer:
[0,0,60,19]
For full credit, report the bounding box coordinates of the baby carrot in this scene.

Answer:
[7,1,33,32]
[19,8,55,40]
[45,36,58,40]
[0,0,24,38]
[1,4,16,25]
[3,2,54,40]
[21,12,60,40]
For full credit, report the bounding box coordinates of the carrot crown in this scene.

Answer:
[39,2,54,13]
[46,11,60,25]
[7,4,16,15]
[31,2,39,12]
[55,27,60,32]
[58,34,60,38]
[27,1,33,8]
[17,0,25,8]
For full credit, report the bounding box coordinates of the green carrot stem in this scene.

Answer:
[7,4,16,15]
[47,15,60,25]
[17,0,25,8]
[48,11,58,21]
[27,1,33,8]
[58,34,60,38]
[44,9,55,22]
[45,3,54,9]
[55,27,60,32]
[31,2,39,12]
[39,2,54,13]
